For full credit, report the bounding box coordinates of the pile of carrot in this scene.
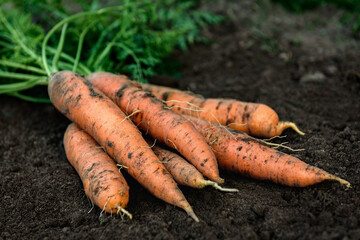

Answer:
[49,71,350,222]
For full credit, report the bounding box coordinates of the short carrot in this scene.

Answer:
[86,72,223,184]
[49,71,198,221]
[63,123,131,217]
[149,142,238,192]
[141,84,304,138]
[183,115,350,188]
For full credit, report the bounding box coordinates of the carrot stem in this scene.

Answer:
[0,71,42,81]
[0,60,47,75]
[113,43,144,82]
[93,42,115,68]
[42,5,128,76]
[0,78,45,94]
[46,47,91,75]
[7,92,51,103]
[72,21,96,73]
[86,21,119,67]
[52,23,68,72]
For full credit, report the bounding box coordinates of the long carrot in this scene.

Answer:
[183,115,350,188]
[48,71,199,221]
[149,142,238,192]
[141,84,304,138]
[63,123,132,217]
[86,72,223,184]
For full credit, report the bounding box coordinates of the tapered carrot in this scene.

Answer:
[86,72,223,184]
[63,123,131,217]
[183,115,350,188]
[48,71,198,221]
[149,142,238,192]
[141,84,304,138]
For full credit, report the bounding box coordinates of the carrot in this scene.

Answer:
[63,123,131,217]
[149,141,238,192]
[48,71,199,221]
[183,115,350,188]
[141,84,304,138]
[86,72,223,184]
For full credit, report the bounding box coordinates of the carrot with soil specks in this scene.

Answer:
[141,84,304,138]
[150,142,238,192]
[86,72,223,184]
[49,71,198,221]
[64,123,131,217]
[184,115,350,188]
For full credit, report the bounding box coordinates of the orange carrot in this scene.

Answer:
[86,72,223,184]
[49,71,198,221]
[63,123,131,217]
[149,142,238,192]
[183,115,350,188]
[141,84,304,138]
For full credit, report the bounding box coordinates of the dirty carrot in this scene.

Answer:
[183,115,350,188]
[48,71,199,221]
[86,72,223,184]
[149,142,238,192]
[63,123,131,217]
[141,84,304,138]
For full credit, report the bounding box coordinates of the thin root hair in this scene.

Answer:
[116,206,133,220]
[203,180,239,192]
[119,109,142,125]
[99,197,111,218]
[140,139,157,148]
[166,138,178,150]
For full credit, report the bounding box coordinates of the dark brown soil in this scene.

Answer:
[1,1,360,239]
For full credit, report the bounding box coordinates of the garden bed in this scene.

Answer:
[1,1,359,239]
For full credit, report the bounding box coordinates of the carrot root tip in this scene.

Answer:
[184,206,200,222]
[329,175,351,190]
[117,206,133,220]
[216,177,225,184]
[280,121,305,136]
[203,180,239,192]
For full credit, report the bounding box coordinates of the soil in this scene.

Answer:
[1,1,360,239]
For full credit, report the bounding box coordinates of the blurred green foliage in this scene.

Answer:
[271,0,360,33]
[0,0,223,101]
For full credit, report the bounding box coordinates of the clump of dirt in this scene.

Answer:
[1,1,359,239]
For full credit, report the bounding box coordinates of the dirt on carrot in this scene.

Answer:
[48,70,198,221]
[86,72,223,184]
[141,84,304,138]
[183,115,350,188]
[150,141,238,192]
[63,123,131,217]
